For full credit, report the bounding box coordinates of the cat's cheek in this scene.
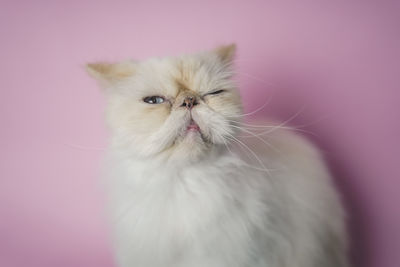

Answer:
[131,105,171,134]
[204,93,241,116]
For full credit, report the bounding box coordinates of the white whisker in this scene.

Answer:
[246,106,306,137]
[230,125,283,155]
[239,72,278,87]
[228,95,274,118]
[219,128,272,176]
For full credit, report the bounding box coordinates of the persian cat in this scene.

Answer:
[87,45,349,267]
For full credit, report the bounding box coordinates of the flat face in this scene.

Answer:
[89,46,243,160]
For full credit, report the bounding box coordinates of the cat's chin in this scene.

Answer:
[166,130,212,162]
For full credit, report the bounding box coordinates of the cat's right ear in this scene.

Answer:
[86,61,136,88]
[213,44,236,65]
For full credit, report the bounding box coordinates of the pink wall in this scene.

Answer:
[1,1,399,267]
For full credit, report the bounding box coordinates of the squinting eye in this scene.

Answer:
[205,89,225,96]
[143,96,165,104]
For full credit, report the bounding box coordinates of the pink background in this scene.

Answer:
[1,1,399,267]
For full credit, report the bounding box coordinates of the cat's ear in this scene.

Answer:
[86,60,136,88]
[213,44,236,65]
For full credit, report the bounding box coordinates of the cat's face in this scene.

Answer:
[87,45,242,161]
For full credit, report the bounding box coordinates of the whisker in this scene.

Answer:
[238,72,278,88]
[224,135,279,174]
[228,125,293,173]
[219,128,272,176]
[225,120,291,129]
[245,106,307,137]
[238,126,317,138]
[225,105,317,137]
[227,94,274,118]
[213,131,237,158]
[230,125,284,155]
[226,119,301,132]
[223,135,253,163]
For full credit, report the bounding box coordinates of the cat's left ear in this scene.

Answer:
[213,43,236,65]
[86,60,136,88]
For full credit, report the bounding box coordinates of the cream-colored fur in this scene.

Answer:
[87,45,349,267]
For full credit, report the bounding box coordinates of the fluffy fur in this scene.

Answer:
[87,45,349,267]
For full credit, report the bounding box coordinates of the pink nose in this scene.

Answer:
[181,96,197,109]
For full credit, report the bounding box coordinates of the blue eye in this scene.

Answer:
[143,96,165,104]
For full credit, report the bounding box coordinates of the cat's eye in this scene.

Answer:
[143,96,165,104]
[205,89,225,96]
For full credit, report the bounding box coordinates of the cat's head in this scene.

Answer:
[87,44,242,161]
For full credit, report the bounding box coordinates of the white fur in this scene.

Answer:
[88,46,349,267]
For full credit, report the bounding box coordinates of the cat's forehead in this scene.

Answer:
[138,54,222,95]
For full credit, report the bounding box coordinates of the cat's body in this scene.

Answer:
[87,45,349,267]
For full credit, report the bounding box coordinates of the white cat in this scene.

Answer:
[87,44,349,267]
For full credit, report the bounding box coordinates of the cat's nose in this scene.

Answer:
[181,96,198,109]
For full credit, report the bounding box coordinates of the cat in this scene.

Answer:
[86,44,350,267]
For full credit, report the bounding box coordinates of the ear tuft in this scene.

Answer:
[86,62,113,80]
[86,61,136,86]
[214,43,236,64]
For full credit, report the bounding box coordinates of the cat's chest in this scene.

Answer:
[109,159,268,265]
[111,163,252,240]
[116,170,235,224]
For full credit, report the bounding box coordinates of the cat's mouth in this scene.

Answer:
[176,117,211,145]
[186,119,200,132]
